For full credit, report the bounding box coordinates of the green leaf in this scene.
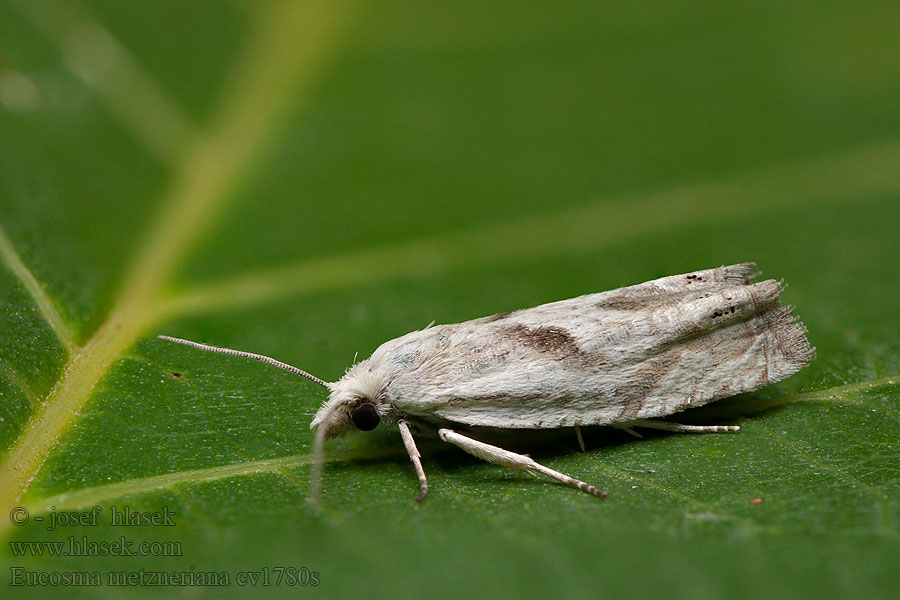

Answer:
[2,1,899,598]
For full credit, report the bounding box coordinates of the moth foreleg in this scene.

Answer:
[398,419,429,503]
[437,428,607,499]
[627,420,740,433]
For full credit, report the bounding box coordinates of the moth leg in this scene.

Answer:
[574,424,586,452]
[397,419,429,503]
[616,425,644,439]
[628,420,740,433]
[437,428,607,499]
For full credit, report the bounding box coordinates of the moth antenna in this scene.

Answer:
[157,335,332,389]
[306,399,350,508]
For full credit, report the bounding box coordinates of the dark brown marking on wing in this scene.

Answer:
[593,289,699,312]
[483,311,513,322]
[502,323,582,358]
[593,296,656,311]
[616,345,686,420]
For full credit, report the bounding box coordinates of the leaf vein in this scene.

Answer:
[25,447,401,514]
[0,223,75,350]
[12,0,195,164]
[0,362,40,411]
[162,140,900,318]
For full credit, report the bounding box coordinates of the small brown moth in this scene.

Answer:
[161,262,814,504]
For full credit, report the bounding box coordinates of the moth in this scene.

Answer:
[160,262,814,504]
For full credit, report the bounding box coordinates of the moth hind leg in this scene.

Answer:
[437,428,607,499]
[625,419,740,433]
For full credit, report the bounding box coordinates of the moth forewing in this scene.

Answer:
[160,262,814,506]
[370,266,813,429]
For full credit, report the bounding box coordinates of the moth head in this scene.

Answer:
[309,362,387,439]
[298,361,387,508]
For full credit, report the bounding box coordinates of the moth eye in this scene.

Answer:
[350,402,380,431]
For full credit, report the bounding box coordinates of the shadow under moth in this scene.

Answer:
[160,262,814,504]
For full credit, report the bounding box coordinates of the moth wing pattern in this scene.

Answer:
[371,263,814,429]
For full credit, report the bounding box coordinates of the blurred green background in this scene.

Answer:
[1,1,899,598]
